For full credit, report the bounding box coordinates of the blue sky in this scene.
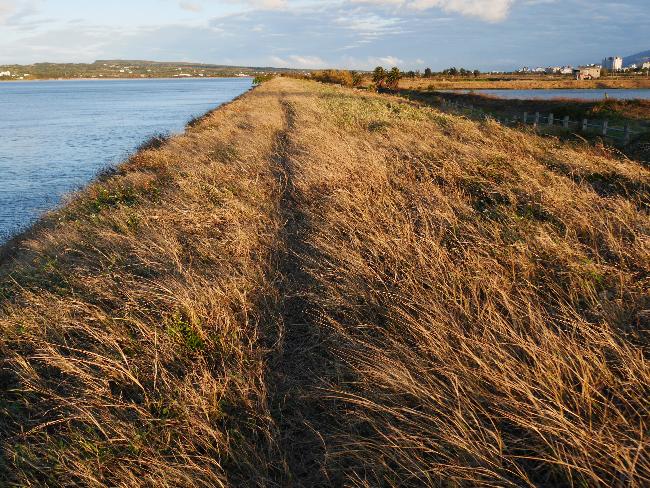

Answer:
[0,0,648,70]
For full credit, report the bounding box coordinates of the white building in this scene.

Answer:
[602,56,623,71]
[643,62,650,70]
[559,66,574,75]
[0,71,10,77]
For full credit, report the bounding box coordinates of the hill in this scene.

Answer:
[0,60,309,80]
[624,49,650,66]
[0,78,648,487]
[91,59,306,72]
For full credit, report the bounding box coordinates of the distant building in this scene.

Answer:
[643,62,650,70]
[602,56,623,71]
[0,71,10,77]
[573,66,601,80]
[559,66,574,75]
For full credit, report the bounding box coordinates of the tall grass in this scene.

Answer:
[277,80,650,486]
[0,85,287,486]
[1,78,648,486]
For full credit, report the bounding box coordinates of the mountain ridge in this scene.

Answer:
[623,49,650,66]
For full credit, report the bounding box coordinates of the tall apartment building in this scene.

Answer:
[602,56,623,71]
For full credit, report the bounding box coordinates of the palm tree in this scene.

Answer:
[386,67,402,91]
[372,66,387,88]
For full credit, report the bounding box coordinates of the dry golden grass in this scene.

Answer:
[1,78,649,487]
[0,87,287,486]
[399,76,650,90]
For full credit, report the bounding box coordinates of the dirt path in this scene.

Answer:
[263,96,344,486]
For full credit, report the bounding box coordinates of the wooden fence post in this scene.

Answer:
[548,113,554,126]
[563,116,570,129]
[602,120,609,136]
[582,118,588,131]
[624,124,631,145]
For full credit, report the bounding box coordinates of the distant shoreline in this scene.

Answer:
[0,76,253,83]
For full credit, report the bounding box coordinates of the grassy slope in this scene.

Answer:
[1,78,649,487]
[403,90,650,123]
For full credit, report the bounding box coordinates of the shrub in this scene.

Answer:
[253,74,274,85]
[312,70,355,87]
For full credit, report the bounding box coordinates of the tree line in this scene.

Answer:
[256,65,484,91]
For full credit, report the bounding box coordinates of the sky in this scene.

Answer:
[0,0,649,71]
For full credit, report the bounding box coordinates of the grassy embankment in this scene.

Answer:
[400,89,650,161]
[1,78,649,487]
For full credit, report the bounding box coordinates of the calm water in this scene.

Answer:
[0,78,252,243]
[448,89,650,101]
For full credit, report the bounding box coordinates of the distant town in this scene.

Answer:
[515,54,650,80]
[1,52,649,82]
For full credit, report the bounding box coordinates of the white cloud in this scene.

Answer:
[269,54,326,68]
[179,1,203,12]
[226,0,289,9]
[373,55,403,66]
[352,0,516,22]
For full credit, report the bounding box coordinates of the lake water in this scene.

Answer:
[0,78,252,243]
[447,89,650,101]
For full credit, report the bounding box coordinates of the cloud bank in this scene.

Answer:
[353,0,516,22]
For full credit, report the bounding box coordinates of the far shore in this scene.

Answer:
[0,75,253,83]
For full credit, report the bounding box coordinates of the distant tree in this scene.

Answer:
[473,69,481,78]
[386,67,402,91]
[372,66,387,88]
[351,71,365,87]
[424,67,432,78]
[406,70,416,79]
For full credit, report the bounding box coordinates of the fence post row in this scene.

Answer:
[438,98,635,145]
